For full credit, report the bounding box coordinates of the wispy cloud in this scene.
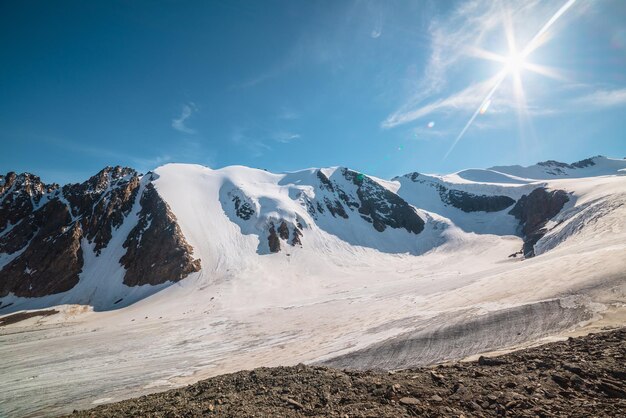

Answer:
[383,77,494,128]
[272,131,301,143]
[172,102,198,134]
[422,1,502,94]
[571,88,626,108]
[381,1,511,128]
[382,0,588,130]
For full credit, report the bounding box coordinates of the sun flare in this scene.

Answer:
[504,50,526,75]
[444,0,578,159]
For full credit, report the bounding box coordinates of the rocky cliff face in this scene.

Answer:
[402,172,515,213]
[63,166,141,254]
[0,172,58,232]
[277,168,425,252]
[0,199,83,298]
[0,167,200,298]
[221,167,425,255]
[343,169,425,234]
[536,157,596,175]
[509,187,570,257]
[308,169,425,234]
[120,183,201,286]
[442,189,515,213]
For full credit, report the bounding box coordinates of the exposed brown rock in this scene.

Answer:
[278,221,290,240]
[1,167,202,298]
[509,187,570,257]
[120,184,201,287]
[291,226,302,246]
[267,223,281,253]
[0,172,58,231]
[441,188,515,213]
[232,195,255,220]
[62,166,141,254]
[0,308,59,326]
[0,199,83,297]
[343,169,425,234]
[323,197,349,219]
[0,167,143,298]
[68,328,626,418]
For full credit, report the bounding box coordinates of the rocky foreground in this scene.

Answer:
[69,328,626,417]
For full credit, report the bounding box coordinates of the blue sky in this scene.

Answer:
[1,0,625,184]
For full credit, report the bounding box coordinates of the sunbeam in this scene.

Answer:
[445,0,578,159]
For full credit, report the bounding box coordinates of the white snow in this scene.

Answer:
[1,157,625,417]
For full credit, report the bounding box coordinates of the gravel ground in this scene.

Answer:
[68,328,626,417]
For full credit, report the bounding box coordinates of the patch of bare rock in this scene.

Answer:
[69,328,625,417]
[0,309,58,326]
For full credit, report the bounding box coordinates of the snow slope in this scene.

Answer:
[1,157,625,417]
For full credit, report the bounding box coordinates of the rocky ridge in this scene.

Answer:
[401,172,516,213]
[224,167,425,254]
[536,157,596,175]
[0,167,200,298]
[1,157,609,299]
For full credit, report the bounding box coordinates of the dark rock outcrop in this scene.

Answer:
[120,184,201,287]
[442,189,515,213]
[0,172,58,232]
[322,197,349,219]
[266,220,303,253]
[509,187,570,257]
[267,223,281,253]
[232,195,255,220]
[343,169,424,234]
[536,157,598,175]
[277,222,290,240]
[569,157,596,169]
[291,226,302,246]
[316,170,335,191]
[0,167,202,298]
[62,166,141,254]
[403,171,515,213]
[538,157,597,170]
[0,199,83,297]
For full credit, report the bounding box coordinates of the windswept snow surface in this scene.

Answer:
[1,159,626,417]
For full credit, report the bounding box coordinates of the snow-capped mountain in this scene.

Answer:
[0,156,624,312]
[0,167,199,307]
[1,156,625,417]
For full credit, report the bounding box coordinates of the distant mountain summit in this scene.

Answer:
[488,155,625,179]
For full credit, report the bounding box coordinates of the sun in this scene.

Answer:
[504,50,526,75]
[443,0,578,160]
